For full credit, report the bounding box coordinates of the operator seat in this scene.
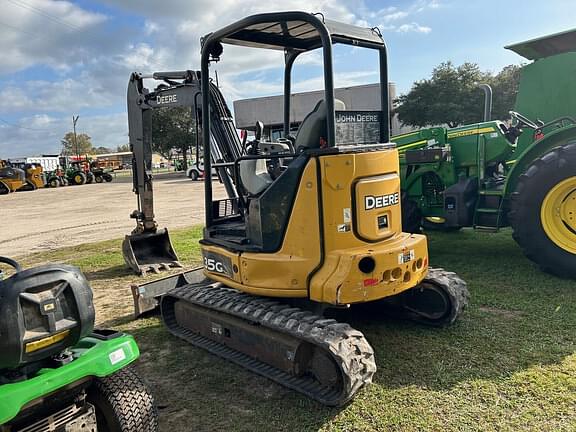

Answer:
[239,98,345,196]
[294,99,345,151]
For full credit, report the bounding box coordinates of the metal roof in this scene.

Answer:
[505,28,576,60]
[207,12,384,52]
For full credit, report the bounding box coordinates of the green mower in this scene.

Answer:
[0,256,158,431]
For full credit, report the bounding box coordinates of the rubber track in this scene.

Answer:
[405,267,470,327]
[428,267,469,325]
[161,282,376,406]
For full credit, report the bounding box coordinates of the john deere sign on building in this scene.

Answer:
[233,83,411,140]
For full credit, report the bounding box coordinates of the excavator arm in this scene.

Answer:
[122,70,244,276]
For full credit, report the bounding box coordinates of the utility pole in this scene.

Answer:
[72,115,80,160]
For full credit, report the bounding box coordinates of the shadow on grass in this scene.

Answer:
[84,264,133,281]
[125,322,339,432]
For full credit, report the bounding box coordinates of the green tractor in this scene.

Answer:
[397,28,576,278]
[0,256,158,431]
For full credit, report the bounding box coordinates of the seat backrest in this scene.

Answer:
[294,99,345,151]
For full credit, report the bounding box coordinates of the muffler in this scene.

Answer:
[122,228,182,275]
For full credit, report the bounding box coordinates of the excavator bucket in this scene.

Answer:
[122,228,182,275]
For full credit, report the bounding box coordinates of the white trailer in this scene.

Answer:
[8,156,59,172]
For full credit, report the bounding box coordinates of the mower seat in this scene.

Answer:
[294,99,345,151]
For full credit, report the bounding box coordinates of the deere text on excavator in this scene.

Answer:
[124,12,469,406]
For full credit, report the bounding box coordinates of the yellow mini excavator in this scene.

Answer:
[0,160,44,194]
[124,12,469,406]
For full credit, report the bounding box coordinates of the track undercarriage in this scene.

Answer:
[161,267,468,406]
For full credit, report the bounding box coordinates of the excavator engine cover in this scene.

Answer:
[122,228,181,275]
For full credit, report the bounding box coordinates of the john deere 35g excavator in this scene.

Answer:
[123,12,469,406]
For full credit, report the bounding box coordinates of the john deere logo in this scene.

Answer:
[42,301,56,314]
[365,192,399,210]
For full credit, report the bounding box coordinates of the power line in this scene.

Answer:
[0,117,61,132]
[0,19,39,38]
[6,0,83,32]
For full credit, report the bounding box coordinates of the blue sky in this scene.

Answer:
[0,0,575,157]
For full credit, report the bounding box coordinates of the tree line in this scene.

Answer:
[60,61,521,158]
[61,108,195,170]
[395,62,522,128]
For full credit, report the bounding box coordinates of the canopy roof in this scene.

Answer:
[205,12,384,52]
[506,28,576,60]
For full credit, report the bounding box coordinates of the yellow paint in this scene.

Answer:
[447,126,495,139]
[540,176,576,254]
[25,330,70,353]
[310,150,428,304]
[202,147,429,306]
[397,140,427,151]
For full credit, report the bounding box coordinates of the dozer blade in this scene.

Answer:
[122,228,182,276]
[161,282,376,406]
[131,268,205,317]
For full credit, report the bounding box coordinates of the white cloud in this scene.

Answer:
[0,0,108,74]
[0,0,439,157]
[0,112,127,158]
[397,23,432,34]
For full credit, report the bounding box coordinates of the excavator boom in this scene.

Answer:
[123,70,243,275]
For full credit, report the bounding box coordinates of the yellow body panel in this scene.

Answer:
[25,166,44,189]
[202,146,429,305]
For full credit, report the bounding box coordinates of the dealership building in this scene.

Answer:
[233,82,412,141]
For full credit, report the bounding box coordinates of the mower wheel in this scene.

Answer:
[88,367,158,432]
[48,178,60,188]
[103,173,113,182]
[95,175,104,184]
[509,143,576,279]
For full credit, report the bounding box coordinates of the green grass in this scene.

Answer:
[13,227,576,432]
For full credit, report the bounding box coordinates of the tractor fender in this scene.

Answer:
[504,124,576,197]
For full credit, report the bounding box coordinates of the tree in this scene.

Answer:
[489,64,522,121]
[152,107,196,171]
[61,132,93,156]
[93,146,113,154]
[117,144,130,152]
[395,62,521,128]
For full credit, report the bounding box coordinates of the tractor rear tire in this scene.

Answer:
[72,172,86,186]
[103,173,113,182]
[87,367,158,432]
[509,143,576,279]
[422,217,462,232]
[401,195,422,233]
[86,172,94,184]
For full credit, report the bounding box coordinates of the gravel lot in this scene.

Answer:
[0,174,225,257]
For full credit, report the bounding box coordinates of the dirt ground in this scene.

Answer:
[0,174,225,257]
